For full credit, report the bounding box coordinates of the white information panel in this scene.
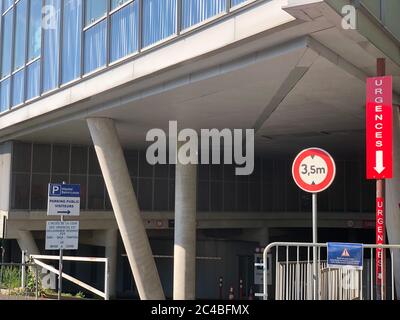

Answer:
[45,221,79,250]
[47,184,81,216]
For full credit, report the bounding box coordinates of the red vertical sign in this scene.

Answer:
[376,197,385,286]
[366,76,393,179]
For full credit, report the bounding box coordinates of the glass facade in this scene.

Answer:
[62,0,82,84]
[27,0,42,61]
[0,0,254,113]
[182,0,226,30]
[11,141,375,213]
[43,0,61,92]
[13,0,27,70]
[1,9,13,78]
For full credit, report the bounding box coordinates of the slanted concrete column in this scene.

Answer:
[385,106,400,296]
[173,143,198,300]
[87,118,164,300]
[105,229,118,299]
[17,230,40,257]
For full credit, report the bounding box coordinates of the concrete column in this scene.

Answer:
[17,230,40,257]
[105,229,118,299]
[173,143,198,300]
[0,142,12,234]
[87,118,164,300]
[385,106,400,297]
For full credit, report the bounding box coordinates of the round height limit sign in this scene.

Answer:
[292,148,336,193]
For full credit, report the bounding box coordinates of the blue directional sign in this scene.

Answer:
[327,242,363,270]
[47,184,81,216]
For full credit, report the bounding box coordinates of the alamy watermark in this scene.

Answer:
[41,4,59,30]
[146,121,255,176]
[341,5,357,30]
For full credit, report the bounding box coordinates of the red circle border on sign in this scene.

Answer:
[292,148,336,193]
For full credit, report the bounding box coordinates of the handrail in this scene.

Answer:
[261,242,400,300]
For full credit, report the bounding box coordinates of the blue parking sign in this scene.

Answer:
[48,184,81,216]
[327,243,363,270]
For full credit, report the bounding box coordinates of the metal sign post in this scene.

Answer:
[312,193,318,300]
[58,214,63,301]
[46,182,81,300]
[366,58,393,300]
[292,148,336,300]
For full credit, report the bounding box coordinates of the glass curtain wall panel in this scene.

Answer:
[84,20,107,74]
[43,0,61,92]
[12,70,25,106]
[14,0,28,70]
[182,0,226,29]
[142,0,177,47]
[28,0,42,61]
[61,0,82,84]
[1,10,13,78]
[0,78,11,112]
[110,1,139,62]
[26,60,41,100]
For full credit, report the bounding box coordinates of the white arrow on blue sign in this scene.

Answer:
[47,184,81,216]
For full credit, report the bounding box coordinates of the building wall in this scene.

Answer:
[0,141,11,212]
[0,0,254,114]
[361,0,400,40]
[10,141,375,214]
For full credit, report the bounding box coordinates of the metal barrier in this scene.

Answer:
[30,255,109,300]
[255,242,400,300]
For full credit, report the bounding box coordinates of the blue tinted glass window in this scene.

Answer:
[110,2,139,62]
[84,20,107,74]
[231,0,247,7]
[182,0,226,29]
[2,0,12,14]
[12,70,25,106]
[62,0,82,84]
[143,0,177,47]
[14,0,28,70]
[28,0,42,61]
[0,79,10,112]
[85,0,106,25]
[43,0,61,92]
[111,0,130,10]
[1,10,13,78]
[27,60,40,100]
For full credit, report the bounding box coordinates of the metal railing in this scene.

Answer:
[30,254,110,300]
[256,242,400,300]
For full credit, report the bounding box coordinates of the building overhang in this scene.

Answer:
[0,0,398,158]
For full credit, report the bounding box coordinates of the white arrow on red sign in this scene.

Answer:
[374,151,385,174]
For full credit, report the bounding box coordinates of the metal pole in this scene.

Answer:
[104,258,109,300]
[58,214,63,300]
[376,58,386,300]
[35,265,39,300]
[0,246,5,285]
[21,250,26,289]
[312,193,318,300]
[58,181,67,301]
